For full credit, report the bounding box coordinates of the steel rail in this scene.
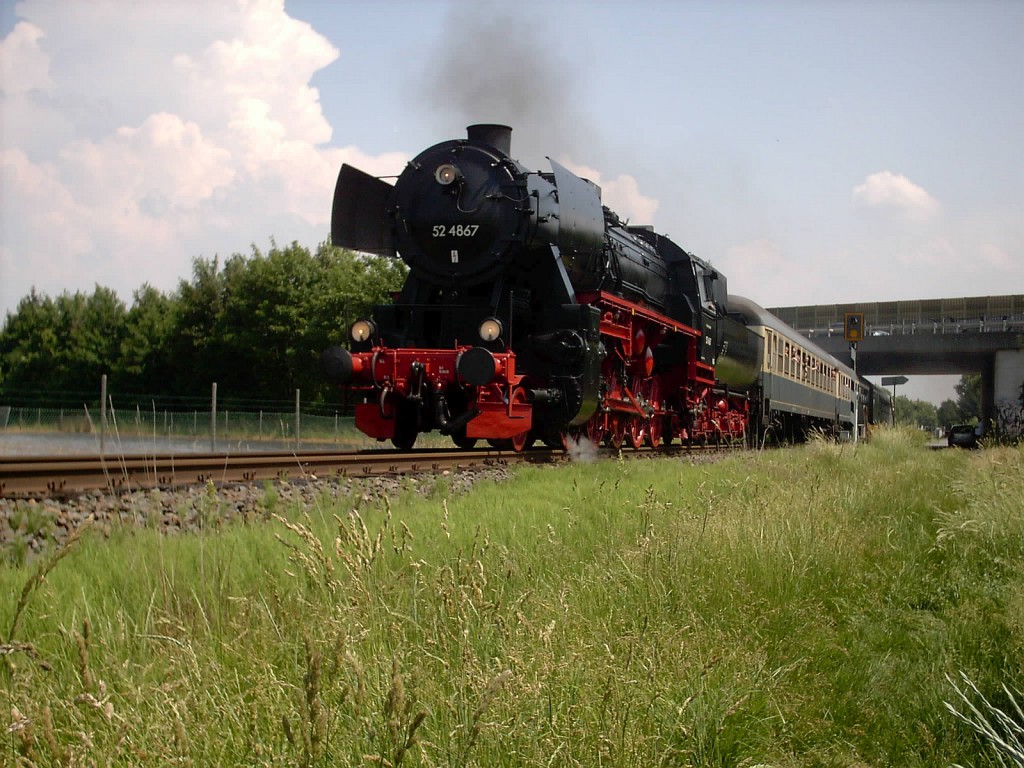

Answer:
[0,440,740,498]
[0,448,553,498]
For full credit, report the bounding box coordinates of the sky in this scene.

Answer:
[2,0,1022,405]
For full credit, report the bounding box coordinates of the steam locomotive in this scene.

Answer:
[321,124,885,450]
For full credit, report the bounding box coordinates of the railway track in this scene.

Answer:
[0,438,742,498]
[0,447,561,498]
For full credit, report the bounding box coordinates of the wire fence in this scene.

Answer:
[0,404,355,441]
[0,378,365,453]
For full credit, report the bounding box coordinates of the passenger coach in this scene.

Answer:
[727,296,858,441]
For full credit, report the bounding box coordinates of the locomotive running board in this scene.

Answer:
[576,290,702,338]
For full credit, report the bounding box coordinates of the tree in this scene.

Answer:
[219,241,323,400]
[894,396,938,429]
[954,374,981,422]
[0,287,126,401]
[308,244,407,403]
[115,285,176,394]
[937,399,961,429]
[52,287,127,395]
[0,290,61,398]
[164,242,407,404]
[166,256,232,397]
[0,239,409,405]
[311,243,406,356]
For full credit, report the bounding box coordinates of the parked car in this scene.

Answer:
[947,423,979,449]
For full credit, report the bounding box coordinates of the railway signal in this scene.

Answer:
[844,312,865,342]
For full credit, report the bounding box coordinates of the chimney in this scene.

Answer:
[467,124,512,156]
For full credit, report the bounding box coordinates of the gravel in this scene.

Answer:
[0,466,512,562]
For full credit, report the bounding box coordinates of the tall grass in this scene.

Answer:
[2,428,1022,765]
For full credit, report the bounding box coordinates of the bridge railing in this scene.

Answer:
[802,316,1024,339]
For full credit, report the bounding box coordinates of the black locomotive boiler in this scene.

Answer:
[321,124,871,450]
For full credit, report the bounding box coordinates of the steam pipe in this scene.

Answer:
[433,388,479,435]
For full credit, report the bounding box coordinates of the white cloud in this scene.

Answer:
[0,21,52,94]
[1,148,94,258]
[61,113,236,210]
[1,148,97,311]
[0,0,407,318]
[893,235,957,268]
[718,238,827,306]
[852,171,939,218]
[559,157,660,225]
[978,243,1012,270]
[723,238,785,275]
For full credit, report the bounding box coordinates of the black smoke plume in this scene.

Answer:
[417,1,595,169]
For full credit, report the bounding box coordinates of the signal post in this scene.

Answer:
[845,312,865,441]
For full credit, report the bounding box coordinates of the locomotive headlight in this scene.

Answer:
[434,163,461,186]
[350,319,377,343]
[478,317,503,342]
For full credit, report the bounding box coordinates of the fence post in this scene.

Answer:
[295,389,301,449]
[100,374,107,454]
[211,382,218,451]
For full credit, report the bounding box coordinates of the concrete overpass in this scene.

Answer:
[767,295,1024,432]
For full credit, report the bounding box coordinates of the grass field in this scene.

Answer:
[2,429,1022,766]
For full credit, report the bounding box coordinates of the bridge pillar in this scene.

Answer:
[991,349,1024,436]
